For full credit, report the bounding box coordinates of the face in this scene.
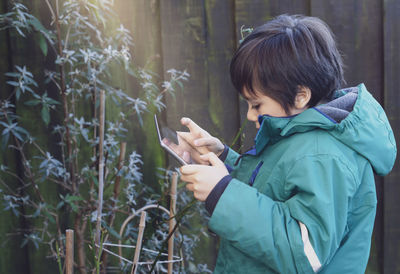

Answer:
[243,88,306,129]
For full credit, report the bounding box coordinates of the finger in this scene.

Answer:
[193,137,216,147]
[180,117,203,134]
[180,173,192,183]
[162,138,170,145]
[200,152,223,167]
[180,164,204,175]
[164,140,181,154]
[182,151,191,163]
[177,131,196,144]
[185,183,195,192]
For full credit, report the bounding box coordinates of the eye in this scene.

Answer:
[251,104,260,110]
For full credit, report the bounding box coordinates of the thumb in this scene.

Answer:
[200,152,223,167]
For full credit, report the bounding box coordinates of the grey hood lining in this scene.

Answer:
[316,87,359,123]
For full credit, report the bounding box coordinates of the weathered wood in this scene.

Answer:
[168,172,178,274]
[0,0,61,273]
[383,1,400,273]
[114,0,166,188]
[131,211,147,274]
[160,0,210,131]
[0,4,31,274]
[203,0,240,146]
[311,0,383,102]
[160,0,226,267]
[65,229,74,274]
[95,90,106,248]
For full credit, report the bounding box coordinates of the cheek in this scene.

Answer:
[260,103,286,117]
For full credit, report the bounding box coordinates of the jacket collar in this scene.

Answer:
[253,107,336,154]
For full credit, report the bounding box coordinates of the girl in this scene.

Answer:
[179,14,396,273]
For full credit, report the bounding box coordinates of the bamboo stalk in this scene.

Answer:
[131,211,147,274]
[168,172,178,274]
[95,90,106,249]
[102,142,127,273]
[66,229,74,274]
[74,216,86,274]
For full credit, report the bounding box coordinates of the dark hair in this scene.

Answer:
[230,14,345,113]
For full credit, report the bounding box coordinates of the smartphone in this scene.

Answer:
[154,114,189,165]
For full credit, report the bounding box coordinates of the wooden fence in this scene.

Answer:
[0,0,399,273]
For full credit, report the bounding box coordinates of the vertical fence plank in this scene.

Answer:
[160,0,238,269]
[234,0,309,150]
[159,0,217,269]
[1,1,60,273]
[0,2,31,273]
[310,0,383,102]
[383,1,400,273]
[113,0,165,189]
[310,1,384,272]
[160,0,209,130]
[204,0,240,146]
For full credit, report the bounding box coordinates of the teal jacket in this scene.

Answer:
[206,84,396,273]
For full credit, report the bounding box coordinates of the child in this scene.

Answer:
[179,14,396,273]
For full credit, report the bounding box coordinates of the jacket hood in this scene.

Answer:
[255,83,397,176]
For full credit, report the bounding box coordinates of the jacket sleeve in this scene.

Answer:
[208,154,358,273]
[222,146,240,166]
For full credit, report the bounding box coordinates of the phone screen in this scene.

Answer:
[154,115,190,165]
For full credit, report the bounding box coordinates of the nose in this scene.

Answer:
[247,107,257,122]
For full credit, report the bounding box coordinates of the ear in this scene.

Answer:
[294,86,311,110]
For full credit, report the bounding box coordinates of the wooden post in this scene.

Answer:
[131,211,147,274]
[95,90,106,248]
[168,172,178,274]
[66,229,74,274]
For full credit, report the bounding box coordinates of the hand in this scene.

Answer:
[162,137,192,163]
[178,117,224,164]
[180,152,229,201]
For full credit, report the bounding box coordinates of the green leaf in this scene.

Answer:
[6,81,19,87]
[56,201,64,210]
[41,105,50,126]
[15,126,29,137]
[69,203,78,213]
[20,238,28,248]
[5,72,19,77]
[24,99,41,106]
[16,89,21,100]
[37,33,48,56]
[101,220,122,240]
[66,195,84,202]
[1,133,10,149]
[90,174,99,187]
[28,17,51,36]
[12,130,23,141]
[44,211,56,224]
[46,98,61,105]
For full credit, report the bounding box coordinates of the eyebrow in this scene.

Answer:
[241,93,254,100]
[242,95,258,102]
